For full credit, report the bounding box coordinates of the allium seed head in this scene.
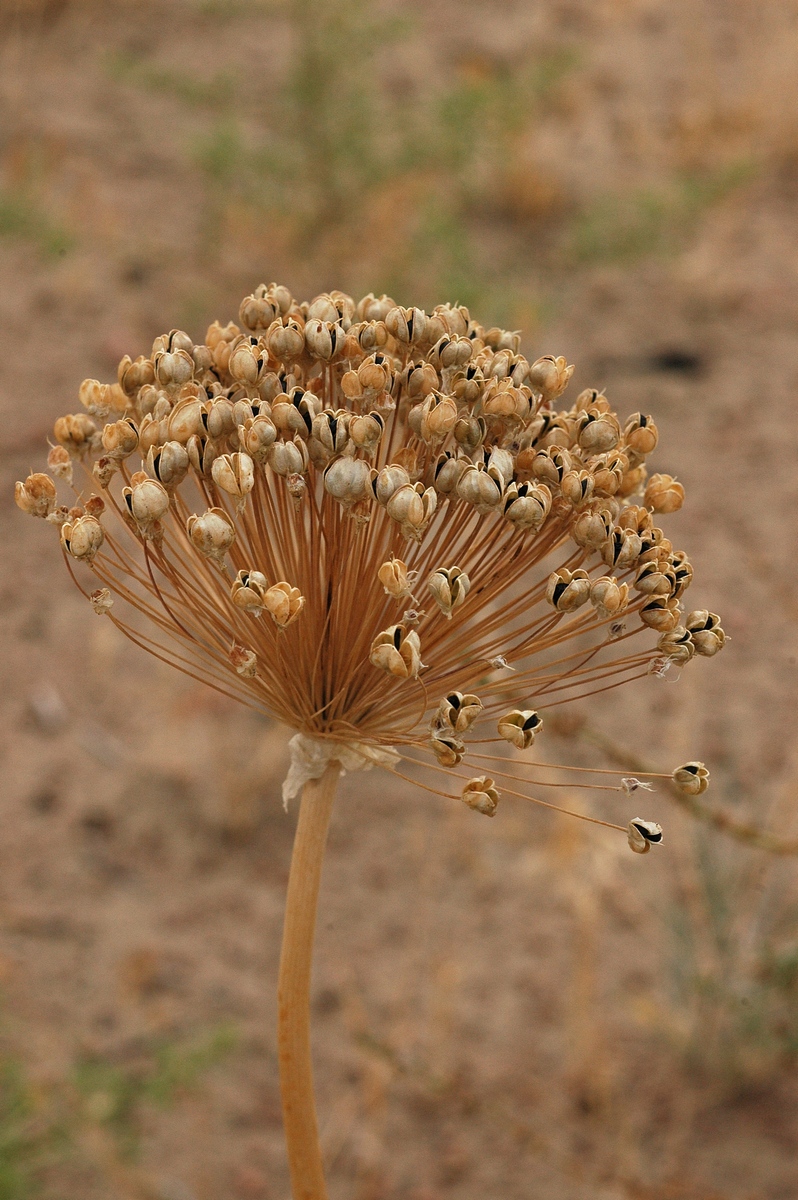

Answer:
[17,285,726,853]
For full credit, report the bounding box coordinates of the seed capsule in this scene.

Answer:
[433,452,466,496]
[430,731,466,767]
[624,413,658,456]
[436,692,483,734]
[46,445,73,484]
[529,446,572,487]
[428,334,472,371]
[123,476,170,532]
[561,469,594,507]
[419,392,458,442]
[485,447,513,488]
[670,551,693,597]
[385,305,427,345]
[187,507,236,567]
[456,462,503,513]
[618,504,653,535]
[304,318,346,361]
[323,456,372,507]
[602,527,642,570]
[639,596,680,632]
[263,582,304,628]
[147,440,190,489]
[374,464,411,505]
[592,452,628,496]
[15,473,57,518]
[428,566,470,618]
[386,483,437,541]
[79,378,112,416]
[572,506,613,550]
[645,473,684,513]
[498,709,542,750]
[187,433,221,477]
[461,776,500,817]
[618,464,648,497]
[369,625,422,680]
[308,290,355,327]
[546,567,591,613]
[657,626,695,664]
[61,514,104,563]
[242,413,278,462]
[271,387,316,431]
[54,412,97,456]
[349,411,384,454]
[627,819,663,854]
[240,289,279,330]
[482,380,530,423]
[102,417,139,460]
[503,481,552,531]
[154,347,194,388]
[672,761,709,795]
[634,561,677,596]
[577,410,621,454]
[204,397,236,440]
[268,437,309,477]
[484,327,521,353]
[685,610,725,656]
[212,452,255,512]
[528,355,574,402]
[589,576,628,619]
[431,302,470,338]
[312,410,351,456]
[231,570,269,614]
[206,320,241,371]
[377,557,412,600]
[228,337,267,386]
[266,316,305,361]
[152,329,193,356]
[115,354,152,398]
[453,414,486,454]
[354,292,394,322]
[168,396,204,443]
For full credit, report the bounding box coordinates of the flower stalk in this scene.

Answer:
[278,762,340,1200]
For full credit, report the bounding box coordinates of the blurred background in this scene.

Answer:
[2,1,798,1197]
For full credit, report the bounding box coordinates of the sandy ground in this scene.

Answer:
[1,2,798,1198]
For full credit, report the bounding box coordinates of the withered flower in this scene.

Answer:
[17,285,724,1200]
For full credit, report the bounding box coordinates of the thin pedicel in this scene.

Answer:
[16,285,724,1200]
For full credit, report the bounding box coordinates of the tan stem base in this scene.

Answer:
[278,762,340,1200]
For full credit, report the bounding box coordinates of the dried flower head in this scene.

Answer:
[18,284,725,853]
